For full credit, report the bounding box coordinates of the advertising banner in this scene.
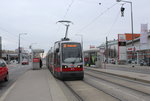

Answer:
[118,34,127,63]
[140,24,148,44]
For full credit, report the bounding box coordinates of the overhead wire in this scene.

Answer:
[2,36,18,44]
[76,2,119,33]
[105,10,120,37]
[78,0,99,4]
[0,31,18,44]
[0,26,31,48]
[0,26,18,38]
[63,0,75,19]
[0,26,31,42]
[56,0,75,36]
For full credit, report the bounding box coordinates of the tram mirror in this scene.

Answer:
[56,48,59,53]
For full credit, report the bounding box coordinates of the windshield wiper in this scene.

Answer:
[71,57,79,64]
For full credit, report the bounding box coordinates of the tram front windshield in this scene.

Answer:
[62,43,82,63]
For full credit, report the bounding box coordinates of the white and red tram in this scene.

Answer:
[46,39,84,80]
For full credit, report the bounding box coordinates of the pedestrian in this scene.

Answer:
[40,58,43,68]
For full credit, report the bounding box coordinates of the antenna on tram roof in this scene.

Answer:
[57,20,73,41]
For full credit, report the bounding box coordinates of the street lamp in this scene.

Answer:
[18,33,27,64]
[116,0,134,65]
[75,34,83,50]
[75,34,84,65]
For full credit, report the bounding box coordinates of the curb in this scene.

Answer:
[106,64,150,69]
[46,70,68,101]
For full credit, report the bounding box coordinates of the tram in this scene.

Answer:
[46,38,84,80]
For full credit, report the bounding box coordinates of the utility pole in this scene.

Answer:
[106,37,108,63]
[117,0,134,66]
[18,34,20,63]
[18,33,27,64]
[75,34,83,49]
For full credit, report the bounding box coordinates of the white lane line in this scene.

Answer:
[0,82,16,101]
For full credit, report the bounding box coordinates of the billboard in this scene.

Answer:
[118,34,127,63]
[124,33,140,41]
[140,24,148,44]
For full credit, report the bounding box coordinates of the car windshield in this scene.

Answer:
[62,43,82,63]
[0,60,5,67]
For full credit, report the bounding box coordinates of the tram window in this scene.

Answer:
[62,43,82,63]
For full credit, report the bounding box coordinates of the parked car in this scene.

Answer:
[22,59,29,65]
[131,60,137,64]
[0,59,9,82]
[111,59,115,64]
[10,60,18,64]
[127,59,132,64]
[140,60,147,66]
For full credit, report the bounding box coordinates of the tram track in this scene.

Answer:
[85,68,150,94]
[55,68,150,101]
[64,80,120,101]
[56,79,83,101]
[84,69,150,101]
[82,79,122,101]
[63,81,84,101]
[85,67,150,84]
[56,78,120,101]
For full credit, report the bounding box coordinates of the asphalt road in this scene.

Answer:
[0,63,32,97]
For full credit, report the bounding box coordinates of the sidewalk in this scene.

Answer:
[85,67,150,83]
[1,68,68,101]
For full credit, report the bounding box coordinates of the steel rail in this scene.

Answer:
[85,71,150,96]
[63,81,84,101]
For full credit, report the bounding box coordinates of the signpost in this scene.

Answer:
[99,46,106,69]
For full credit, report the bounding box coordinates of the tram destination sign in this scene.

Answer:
[63,44,77,48]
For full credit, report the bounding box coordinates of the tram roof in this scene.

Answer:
[84,48,99,53]
[55,40,80,44]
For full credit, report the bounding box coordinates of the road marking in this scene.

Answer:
[0,82,16,101]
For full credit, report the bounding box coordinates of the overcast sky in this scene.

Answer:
[0,0,150,53]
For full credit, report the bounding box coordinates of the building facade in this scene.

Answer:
[127,33,150,65]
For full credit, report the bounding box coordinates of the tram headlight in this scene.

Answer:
[77,65,82,68]
[62,65,68,68]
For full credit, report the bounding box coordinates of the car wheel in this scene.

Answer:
[4,73,9,82]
